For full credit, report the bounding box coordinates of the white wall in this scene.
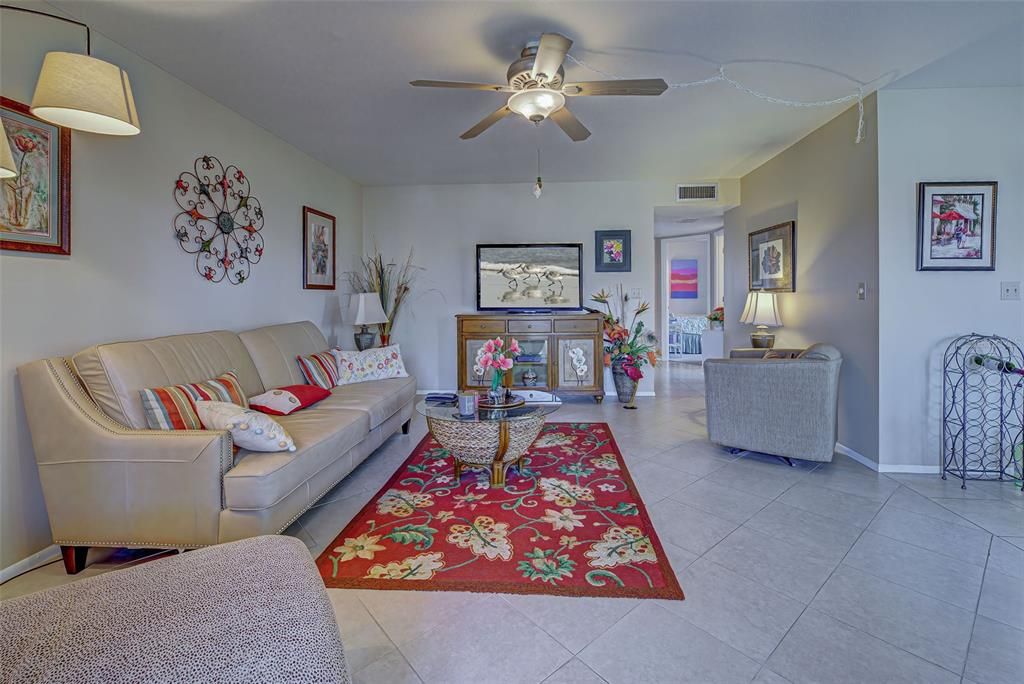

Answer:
[877,87,1024,470]
[362,181,675,395]
[1,7,362,570]
[724,96,880,462]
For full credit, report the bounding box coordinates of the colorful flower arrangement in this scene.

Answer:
[591,286,658,381]
[474,337,521,393]
[707,306,724,324]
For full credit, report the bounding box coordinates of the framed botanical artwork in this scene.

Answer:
[916,181,997,271]
[748,221,795,292]
[595,229,631,272]
[1,97,71,255]
[670,259,698,299]
[302,206,336,290]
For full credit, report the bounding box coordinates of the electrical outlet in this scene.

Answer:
[857,282,867,301]
[629,288,642,300]
[1001,281,1021,300]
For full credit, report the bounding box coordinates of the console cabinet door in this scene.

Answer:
[555,336,599,391]
[508,335,549,390]
[463,337,498,389]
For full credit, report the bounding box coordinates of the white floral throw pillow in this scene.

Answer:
[331,344,409,386]
[195,401,296,453]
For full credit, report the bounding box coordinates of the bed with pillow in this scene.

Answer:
[17,321,416,573]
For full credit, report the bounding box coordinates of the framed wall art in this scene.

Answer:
[748,221,795,292]
[303,206,336,290]
[670,259,698,299]
[916,181,997,271]
[1,97,71,255]
[595,229,631,272]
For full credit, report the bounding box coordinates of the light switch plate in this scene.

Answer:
[629,288,642,300]
[1001,281,1021,300]
[857,282,867,300]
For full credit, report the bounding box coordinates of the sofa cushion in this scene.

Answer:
[140,371,248,430]
[223,407,368,510]
[239,321,329,391]
[72,331,264,429]
[319,376,417,430]
[797,343,843,361]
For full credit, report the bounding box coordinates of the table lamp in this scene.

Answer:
[740,291,782,349]
[349,293,388,351]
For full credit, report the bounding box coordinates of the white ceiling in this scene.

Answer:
[52,1,1024,186]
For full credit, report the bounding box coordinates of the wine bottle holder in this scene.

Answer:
[942,333,1024,489]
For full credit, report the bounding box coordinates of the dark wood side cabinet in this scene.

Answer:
[456,313,605,402]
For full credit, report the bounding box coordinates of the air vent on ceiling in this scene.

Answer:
[677,183,718,202]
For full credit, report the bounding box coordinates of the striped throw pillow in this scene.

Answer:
[140,371,247,430]
[296,351,340,390]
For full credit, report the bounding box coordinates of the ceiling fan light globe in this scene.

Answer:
[507,88,565,123]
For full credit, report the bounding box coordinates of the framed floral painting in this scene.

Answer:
[916,181,997,271]
[748,221,795,292]
[1,98,71,255]
[595,229,631,272]
[302,206,336,289]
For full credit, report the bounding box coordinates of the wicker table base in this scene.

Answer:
[426,414,545,488]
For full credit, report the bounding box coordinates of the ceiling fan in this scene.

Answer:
[411,33,668,141]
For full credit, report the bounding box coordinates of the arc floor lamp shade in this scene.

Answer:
[31,52,140,136]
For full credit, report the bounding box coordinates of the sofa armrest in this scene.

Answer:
[17,358,232,548]
[703,358,842,462]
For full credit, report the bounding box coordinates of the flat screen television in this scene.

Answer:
[477,243,583,311]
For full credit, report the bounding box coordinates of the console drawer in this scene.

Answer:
[554,318,600,333]
[508,320,552,334]
[461,319,506,334]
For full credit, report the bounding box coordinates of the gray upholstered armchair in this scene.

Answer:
[703,344,842,463]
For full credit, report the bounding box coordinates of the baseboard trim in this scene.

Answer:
[835,443,941,474]
[879,464,941,474]
[0,544,61,585]
[836,443,879,471]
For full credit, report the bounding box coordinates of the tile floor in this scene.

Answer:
[3,362,1023,683]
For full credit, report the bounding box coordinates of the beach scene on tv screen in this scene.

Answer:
[479,245,581,309]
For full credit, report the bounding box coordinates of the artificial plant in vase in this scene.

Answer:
[347,247,419,346]
[591,286,658,408]
[707,306,725,329]
[474,337,521,404]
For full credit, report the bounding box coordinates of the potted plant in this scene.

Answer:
[347,247,419,346]
[707,306,725,330]
[475,337,521,404]
[591,286,658,408]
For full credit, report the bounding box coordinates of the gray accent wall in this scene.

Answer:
[723,96,880,462]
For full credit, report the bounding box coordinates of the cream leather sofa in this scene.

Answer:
[18,321,416,573]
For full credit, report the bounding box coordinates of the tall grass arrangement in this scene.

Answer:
[348,247,419,340]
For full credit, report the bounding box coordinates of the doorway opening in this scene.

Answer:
[653,207,725,364]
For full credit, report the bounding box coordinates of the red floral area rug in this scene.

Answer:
[315,422,684,600]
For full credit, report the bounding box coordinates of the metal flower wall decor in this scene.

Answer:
[173,155,265,284]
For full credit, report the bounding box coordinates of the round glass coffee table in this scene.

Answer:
[417,400,561,488]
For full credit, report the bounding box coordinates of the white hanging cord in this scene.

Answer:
[565,53,867,143]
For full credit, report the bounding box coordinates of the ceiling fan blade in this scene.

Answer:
[532,33,573,82]
[549,107,591,142]
[410,80,511,92]
[563,79,669,96]
[460,105,513,139]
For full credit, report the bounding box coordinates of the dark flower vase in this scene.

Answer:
[611,359,638,404]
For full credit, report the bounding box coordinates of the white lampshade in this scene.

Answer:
[739,291,782,327]
[348,293,388,326]
[31,52,140,136]
[507,88,565,123]
[0,133,16,179]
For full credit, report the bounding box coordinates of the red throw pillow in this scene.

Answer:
[249,384,331,416]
